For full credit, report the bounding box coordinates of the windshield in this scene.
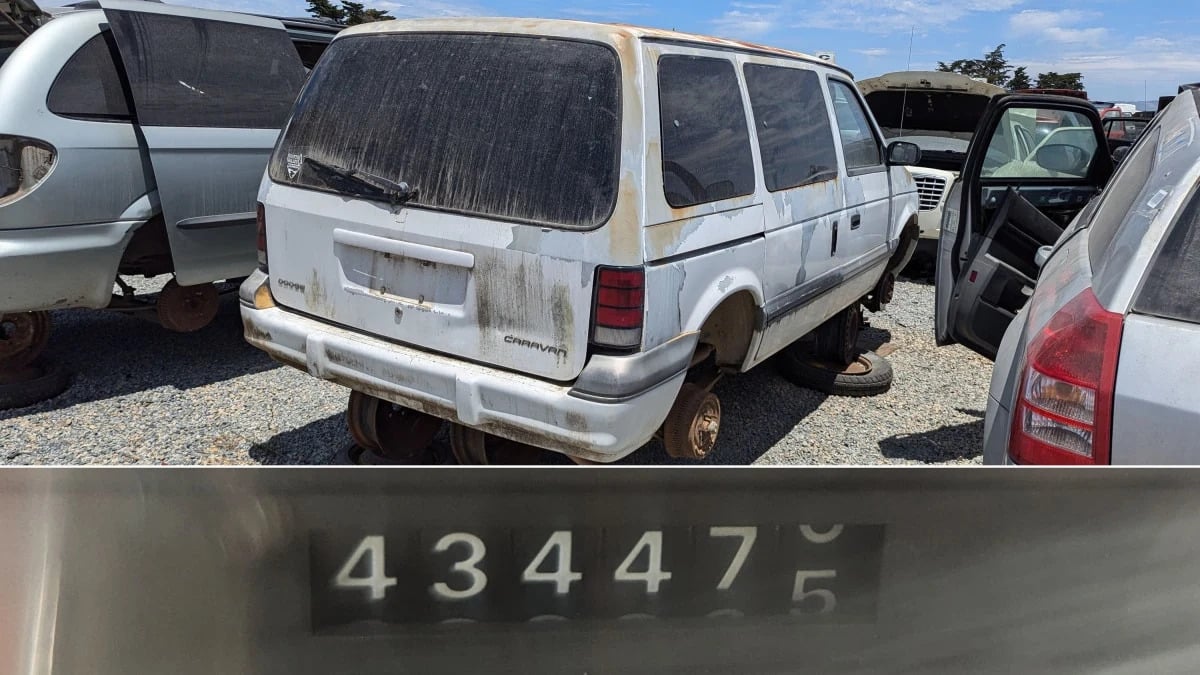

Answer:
[269,33,622,230]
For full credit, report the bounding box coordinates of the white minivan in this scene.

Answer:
[240,19,921,464]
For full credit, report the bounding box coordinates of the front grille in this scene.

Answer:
[912,174,947,211]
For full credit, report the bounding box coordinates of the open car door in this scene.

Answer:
[935,94,1113,359]
[97,0,306,286]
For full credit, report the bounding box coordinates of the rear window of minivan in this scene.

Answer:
[270,33,621,230]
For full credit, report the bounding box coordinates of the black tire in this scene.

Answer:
[0,359,71,411]
[778,348,893,397]
[333,441,434,466]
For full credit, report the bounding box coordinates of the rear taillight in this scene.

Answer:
[255,202,268,271]
[1010,287,1123,465]
[0,136,56,206]
[590,266,644,349]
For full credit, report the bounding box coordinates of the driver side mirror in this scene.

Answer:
[1111,145,1132,164]
[886,141,921,167]
[1035,143,1089,175]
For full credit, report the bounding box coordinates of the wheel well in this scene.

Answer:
[697,291,757,369]
[118,215,174,277]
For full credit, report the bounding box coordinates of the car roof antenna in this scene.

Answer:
[898,25,915,139]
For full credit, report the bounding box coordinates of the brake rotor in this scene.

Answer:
[347,390,442,462]
[0,311,51,370]
[156,279,219,333]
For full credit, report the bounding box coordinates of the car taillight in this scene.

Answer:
[591,266,643,349]
[1011,287,1123,465]
[0,136,56,206]
[256,202,268,271]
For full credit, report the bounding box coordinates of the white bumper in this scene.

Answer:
[240,293,686,463]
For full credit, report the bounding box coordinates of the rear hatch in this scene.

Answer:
[264,31,624,382]
[0,0,49,67]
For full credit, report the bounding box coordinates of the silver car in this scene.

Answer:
[0,0,334,372]
[936,88,1200,465]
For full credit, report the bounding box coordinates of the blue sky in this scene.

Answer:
[133,0,1200,102]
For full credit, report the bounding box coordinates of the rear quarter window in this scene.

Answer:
[1132,180,1200,325]
[105,11,306,128]
[657,54,756,207]
[46,32,131,120]
[1087,125,1161,270]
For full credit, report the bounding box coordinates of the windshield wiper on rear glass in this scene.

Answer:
[301,157,418,206]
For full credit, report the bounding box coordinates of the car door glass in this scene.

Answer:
[826,80,881,170]
[743,63,838,191]
[983,108,1098,179]
[658,55,756,207]
[104,11,306,128]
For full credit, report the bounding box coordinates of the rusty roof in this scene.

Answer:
[339,17,851,75]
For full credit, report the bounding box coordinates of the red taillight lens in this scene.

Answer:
[1011,287,1123,465]
[255,202,268,271]
[591,266,644,349]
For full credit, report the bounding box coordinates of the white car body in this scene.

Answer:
[240,18,920,462]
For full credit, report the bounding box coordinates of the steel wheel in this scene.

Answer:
[0,311,51,370]
[663,383,721,460]
[157,279,219,333]
[448,424,547,465]
[346,390,441,463]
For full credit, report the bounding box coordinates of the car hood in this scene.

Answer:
[858,70,1006,139]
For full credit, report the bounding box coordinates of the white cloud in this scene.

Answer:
[374,0,488,18]
[1009,9,1107,46]
[854,48,889,57]
[561,2,657,20]
[793,0,1024,35]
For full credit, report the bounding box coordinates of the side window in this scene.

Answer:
[983,108,1098,179]
[46,33,132,120]
[658,55,756,208]
[743,64,838,191]
[826,79,881,170]
[105,11,307,128]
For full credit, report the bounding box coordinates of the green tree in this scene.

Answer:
[306,0,393,25]
[1035,71,1085,90]
[937,43,1011,87]
[1008,66,1031,90]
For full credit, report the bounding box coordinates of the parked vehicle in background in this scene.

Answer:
[1014,88,1089,100]
[858,71,1005,269]
[937,88,1200,464]
[242,18,922,465]
[0,0,337,404]
[1102,115,1149,154]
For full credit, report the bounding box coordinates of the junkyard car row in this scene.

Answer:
[0,2,1194,464]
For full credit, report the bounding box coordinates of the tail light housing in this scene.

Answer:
[0,136,56,206]
[1010,287,1123,465]
[590,266,643,349]
[255,202,268,271]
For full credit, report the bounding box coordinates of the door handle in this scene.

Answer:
[850,214,861,230]
[831,221,838,256]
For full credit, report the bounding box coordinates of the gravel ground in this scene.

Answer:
[0,276,990,465]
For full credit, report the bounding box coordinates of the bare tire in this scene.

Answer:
[778,348,893,397]
[334,441,433,466]
[346,390,441,463]
[0,311,51,370]
[157,279,220,333]
[448,424,547,465]
[0,358,71,411]
[663,383,721,460]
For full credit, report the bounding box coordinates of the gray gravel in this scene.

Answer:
[0,277,989,465]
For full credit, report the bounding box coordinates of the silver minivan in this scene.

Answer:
[241,19,922,464]
[0,0,335,378]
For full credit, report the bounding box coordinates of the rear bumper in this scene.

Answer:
[239,276,691,462]
[0,220,143,312]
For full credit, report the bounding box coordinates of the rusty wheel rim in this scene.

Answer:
[157,280,219,333]
[0,312,50,370]
[689,396,721,459]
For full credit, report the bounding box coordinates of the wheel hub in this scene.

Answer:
[0,311,51,370]
[157,280,219,333]
[691,401,721,456]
